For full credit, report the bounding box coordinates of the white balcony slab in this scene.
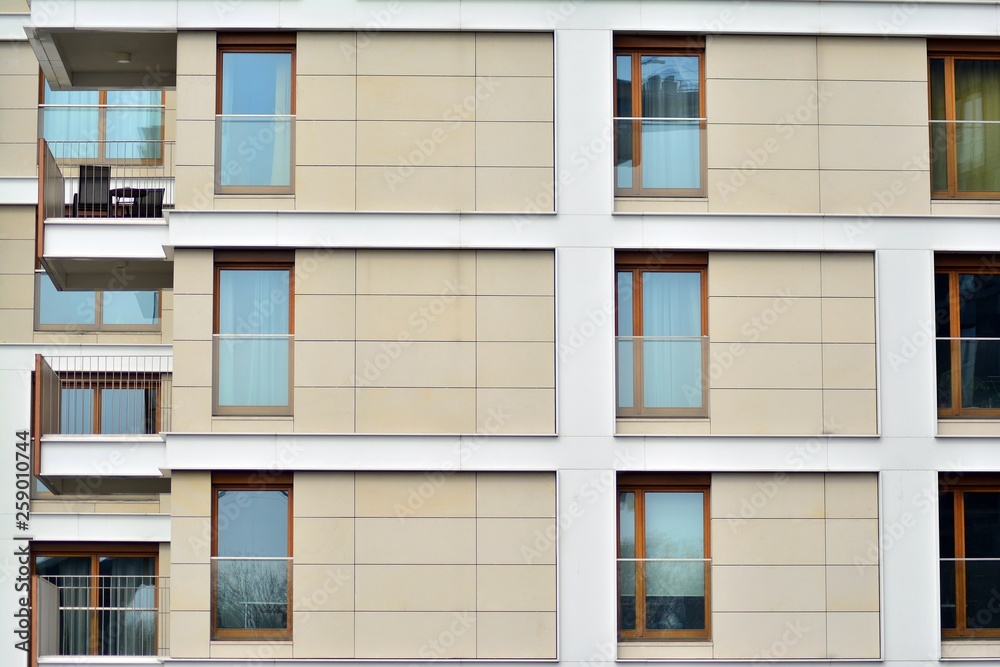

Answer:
[39,436,167,478]
[29,512,168,543]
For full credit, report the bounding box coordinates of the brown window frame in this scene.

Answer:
[212,251,295,417]
[215,33,296,196]
[613,36,707,198]
[617,473,711,641]
[211,472,293,642]
[939,473,1000,638]
[31,543,160,658]
[615,251,709,418]
[929,41,1000,199]
[935,254,1000,418]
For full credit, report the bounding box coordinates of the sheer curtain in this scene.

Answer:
[642,272,702,409]
[43,81,100,159]
[100,557,155,655]
[955,59,1000,192]
[218,269,290,407]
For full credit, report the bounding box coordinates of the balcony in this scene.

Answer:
[33,355,172,493]
[34,575,169,658]
[37,138,174,291]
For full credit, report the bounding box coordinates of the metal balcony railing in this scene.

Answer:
[39,139,175,221]
[34,575,169,657]
[34,355,172,437]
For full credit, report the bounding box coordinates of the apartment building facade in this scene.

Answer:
[1,0,1000,665]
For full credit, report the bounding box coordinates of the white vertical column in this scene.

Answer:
[557,247,615,438]
[558,468,617,664]
[555,29,614,216]
[876,249,937,439]
[880,469,940,662]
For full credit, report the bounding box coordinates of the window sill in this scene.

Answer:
[617,417,710,436]
[614,196,708,214]
[943,639,1000,659]
[618,640,713,660]
[938,419,1000,437]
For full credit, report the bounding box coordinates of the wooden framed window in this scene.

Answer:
[34,271,161,332]
[935,254,1000,416]
[614,36,706,197]
[211,472,292,641]
[212,251,294,416]
[39,76,166,163]
[929,42,1000,198]
[33,543,159,657]
[215,33,296,194]
[615,251,708,417]
[59,377,161,435]
[940,473,1000,637]
[618,473,711,640]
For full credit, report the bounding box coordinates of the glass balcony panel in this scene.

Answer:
[216,115,294,188]
[213,558,290,631]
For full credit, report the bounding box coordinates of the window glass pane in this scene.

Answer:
[38,273,97,326]
[217,489,289,557]
[61,388,94,434]
[958,274,1000,408]
[42,81,100,157]
[641,119,700,190]
[102,291,159,326]
[617,272,635,409]
[641,272,702,409]
[965,492,1000,629]
[101,388,155,435]
[220,52,293,188]
[217,269,290,408]
[641,55,699,120]
[615,55,634,190]
[639,55,700,191]
[35,556,92,656]
[97,556,156,656]
[936,273,954,409]
[954,60,1000,192]
[930,59,946,121]
[941,492,956,629]
[644,492,705,631]
[936,273,951,338]
[216,489,289,632]
[619,492,636,631]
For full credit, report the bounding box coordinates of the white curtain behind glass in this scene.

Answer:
[219,270,289,406]
[642,272,701,409]
[641,55,700,190]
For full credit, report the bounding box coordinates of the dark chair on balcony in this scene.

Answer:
[72,165,111,217]
[130,188,164,218]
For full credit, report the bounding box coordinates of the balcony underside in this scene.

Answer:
[41,219,173,291]
[26,28,177,90]
[39,436,169,495]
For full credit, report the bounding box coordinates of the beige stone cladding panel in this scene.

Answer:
[170,250,214,431]
[174,33,217,212]
[0,207,36,343]
[816,38,927,218]
[705,252,875,436]
[338,472,554,658]
[704,473,880,659]
[0,43,39,178]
